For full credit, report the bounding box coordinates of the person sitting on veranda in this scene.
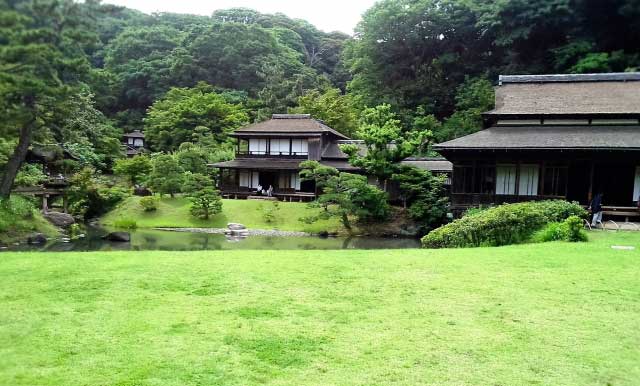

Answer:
[256,184,262,195]
[589,192,604,227]
[267,185,274,197]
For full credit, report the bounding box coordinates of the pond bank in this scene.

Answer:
[155,227,311,237]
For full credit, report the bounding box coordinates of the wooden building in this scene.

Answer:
[435,73,640,216]
[211,114,357,200]
[123,130,146,157]
[211,114,453,201]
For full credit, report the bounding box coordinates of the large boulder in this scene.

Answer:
[133,185,152,196]
[227,223,246,231]
[103,232,130,242]
[27,233,47,244]
[43,211,75,228]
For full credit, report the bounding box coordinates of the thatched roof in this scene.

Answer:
[233,114,349,139]
[487,72,640,116]
[434,125,640,151]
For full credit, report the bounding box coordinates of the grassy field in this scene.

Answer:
[1,231,639,385]
[101,196,343,233]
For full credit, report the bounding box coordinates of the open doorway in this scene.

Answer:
[259,171,278,190]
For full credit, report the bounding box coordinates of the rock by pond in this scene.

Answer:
[103,232,131,242]
[43,211,75,228]
[27,233,47,245]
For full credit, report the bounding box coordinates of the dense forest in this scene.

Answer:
[1,0,639,199]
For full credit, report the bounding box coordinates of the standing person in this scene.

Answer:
[589,192,604,227]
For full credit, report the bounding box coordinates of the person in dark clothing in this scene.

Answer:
[589,192,604,227]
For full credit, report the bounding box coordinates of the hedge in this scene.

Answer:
[421,200,587,248]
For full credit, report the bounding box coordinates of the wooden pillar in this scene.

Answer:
[540,161,546,197]
[514,160,521,196]
[588,160,595,202]
[42,194,49,212]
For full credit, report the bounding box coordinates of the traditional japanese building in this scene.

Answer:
[212,114,453,201]
[211,114,357,200]
[123,130,146,157]
[435,73,640,216]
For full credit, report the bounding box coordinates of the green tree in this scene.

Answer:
[437,77,495,142]
[290,88,358,137]
[148,155,184,197]
[176,143,209,174]
[0,0,93,198]
[144,83,249,152]
[113,155,152,185]
[340,104,429,188]
[181,171,221,220]
[392,165,448,233]
[300,161,389,230]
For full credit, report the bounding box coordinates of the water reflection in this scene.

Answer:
[7,227,421,252]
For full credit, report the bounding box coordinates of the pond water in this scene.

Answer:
[5,228,421,252]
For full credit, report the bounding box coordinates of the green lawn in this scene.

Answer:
[1,232,639,385]
[101,196,343,233]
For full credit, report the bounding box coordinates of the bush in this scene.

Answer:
[262,201,280,223]
[535,215,588,243]
[139,196,159,212]
[421,200,587,248]
[0,196,36,232]
[113,218,137,230]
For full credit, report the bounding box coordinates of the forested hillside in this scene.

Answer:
[1,0,639,197]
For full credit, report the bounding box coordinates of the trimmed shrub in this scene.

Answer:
[113,218,137,230]
[421,200,587,248]
[139,196,159,212]
[533,215,588,243]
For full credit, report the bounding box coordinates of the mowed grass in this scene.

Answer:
[1,232,640,385]
[101,196,342,233]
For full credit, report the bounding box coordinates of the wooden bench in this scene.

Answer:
[601,206,640,222]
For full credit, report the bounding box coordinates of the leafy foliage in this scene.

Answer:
[66,168,129,219]
[533,215,588,243]
[144,83,249,152]
[300,161,389,230]
[14,163,46,187]
[391,165,448,233]
[148,155,184,197]
[113,155,152,185]
[290,88,358,137]
[139,196,159,212]
[422,200,587,248]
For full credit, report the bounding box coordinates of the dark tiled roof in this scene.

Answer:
[401,157,453,172]
[435,125,640,150]
[209,158,360,172]
[123,130,145,138]
[234,115,349,139]
[499,73,640,84]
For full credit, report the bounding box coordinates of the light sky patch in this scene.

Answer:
[103,0,378,34]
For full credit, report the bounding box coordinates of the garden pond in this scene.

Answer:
[3,227,421,252]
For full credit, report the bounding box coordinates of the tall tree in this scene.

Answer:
[0,0,92,198]
[144,82,249,152]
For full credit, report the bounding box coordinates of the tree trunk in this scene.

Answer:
[0,118,35,199]
[341,212,351,231]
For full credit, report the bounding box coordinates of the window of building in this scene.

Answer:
[278,172,301,190]
[291,139,308,155]
[133,138,144,147]
[495,164,516,195]
[633,166,640,203]
[238,139,249,153]
[474,165,495,194]
[248,138,267,155]
[239,171,259,188]
[518,164,539,196]
[269,139,291,155]
[543,166,568,197]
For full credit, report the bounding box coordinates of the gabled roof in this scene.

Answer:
[488,72,640,116]
[233,114,349,139]
[434,125,640,151]
[123,130,145,138]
